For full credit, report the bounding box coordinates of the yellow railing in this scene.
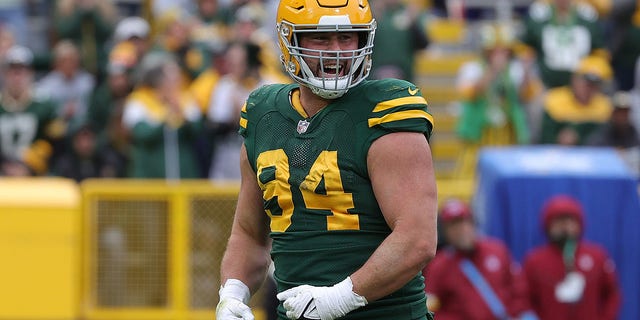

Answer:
[80,179,271,320]
[0,177,475,320]
[0,178,81,320]
[0,178,270,320]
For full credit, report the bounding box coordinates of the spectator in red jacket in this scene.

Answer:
[423,199,536,320]
[523,194,622,320]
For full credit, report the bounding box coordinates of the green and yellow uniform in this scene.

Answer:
[0,94,58,174]
[521,1,605,88]
[239,79,434,319]
[539,86,611,144]
[122,87,204,179]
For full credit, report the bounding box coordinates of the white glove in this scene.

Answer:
[276,277,368,320]
[216,279,255,320]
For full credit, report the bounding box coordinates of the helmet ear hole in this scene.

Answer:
[287,61,298,74]
[279,23,291,38]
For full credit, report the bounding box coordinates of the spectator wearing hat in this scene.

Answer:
[523,194,621,320]
[538,55,613,145]
[423,199,535,320]
[454,23,536,179]
[0,45,59,176]
[586,91,640,148]
[113,16,152,61]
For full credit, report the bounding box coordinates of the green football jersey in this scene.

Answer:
[0,96,57,161]
[521,1,604,88]
[239,79,434,319]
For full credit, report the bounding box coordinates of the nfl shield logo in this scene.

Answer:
[297,119,310,134]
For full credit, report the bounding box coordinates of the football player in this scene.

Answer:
[216,0,437,319]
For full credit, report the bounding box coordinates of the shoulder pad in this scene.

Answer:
[529,1,552,22]
[240,83,292,133]
[245,84,283,110]
[365,78,424,100]
[364,79,433,135]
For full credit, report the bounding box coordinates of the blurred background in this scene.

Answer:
[0,0,639,319]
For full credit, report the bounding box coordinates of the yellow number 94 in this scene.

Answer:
[256,150,359,232]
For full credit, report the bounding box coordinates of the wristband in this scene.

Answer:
[219,279,251,304]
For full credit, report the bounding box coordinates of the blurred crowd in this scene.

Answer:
[0,1,636,319]
[0,0,639,181]
[452,0,640,178]
[0,0,295,180]
[0,0,431,181]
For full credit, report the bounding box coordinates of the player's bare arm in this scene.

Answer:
[351,131,438,302]
[220,144,271,291]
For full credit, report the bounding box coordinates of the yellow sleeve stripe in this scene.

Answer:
[368,110,435,128]
[373,96,428,112]
[239,102,248,129]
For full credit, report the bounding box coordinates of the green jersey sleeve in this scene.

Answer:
[363,78,434,141]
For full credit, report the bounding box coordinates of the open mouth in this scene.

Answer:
[319,63,346,77]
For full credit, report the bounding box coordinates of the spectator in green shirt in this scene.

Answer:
[53,0,117,82]
[520,0,607,89]
[370,0,429,82]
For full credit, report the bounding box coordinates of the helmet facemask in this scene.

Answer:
[278,19,376,99]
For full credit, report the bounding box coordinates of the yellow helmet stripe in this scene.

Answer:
[368,110,434,128]
[239,117,248,129]
[373,96,428,112]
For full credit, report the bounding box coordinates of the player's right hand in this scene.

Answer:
[216,279,254,320]
[216,297,254,320]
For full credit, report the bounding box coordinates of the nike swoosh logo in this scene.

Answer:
[408,87,419,96]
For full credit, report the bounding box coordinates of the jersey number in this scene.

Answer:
[0,114,37,159]
[256,150,358,232]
